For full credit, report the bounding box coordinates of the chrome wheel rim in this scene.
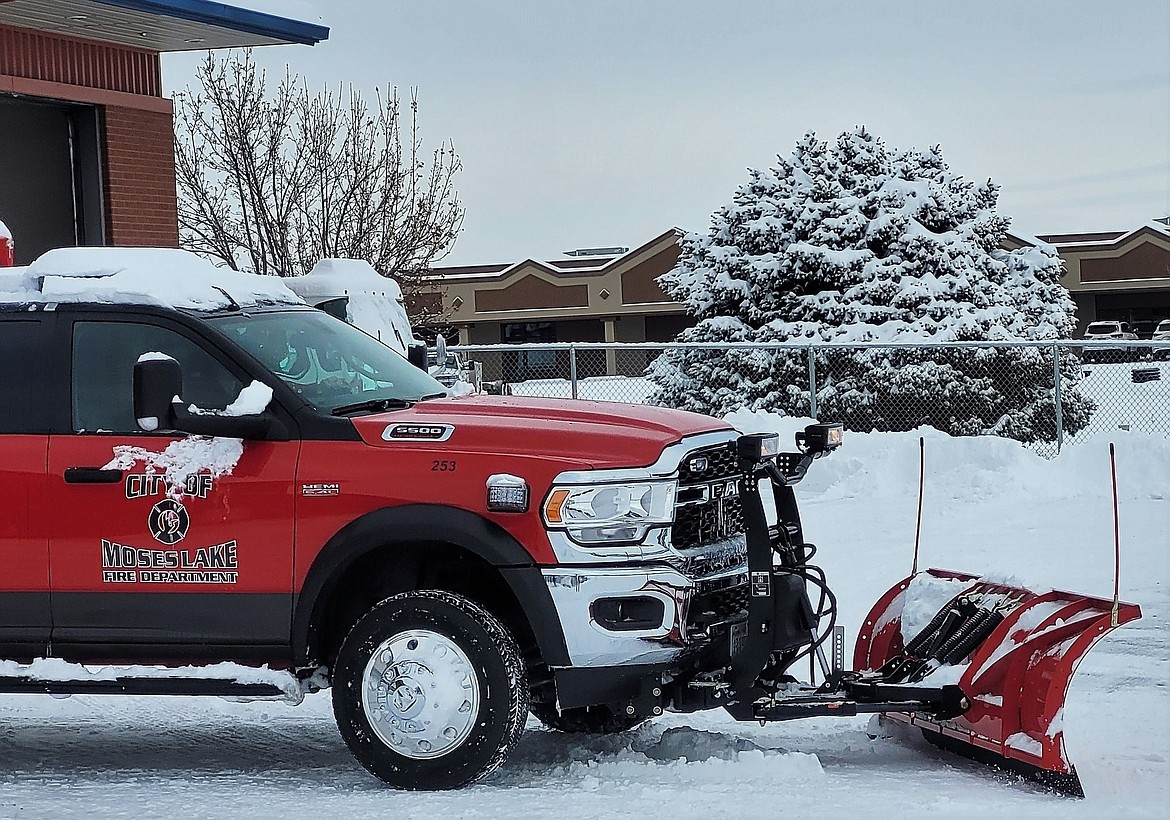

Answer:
[360,629,481,760]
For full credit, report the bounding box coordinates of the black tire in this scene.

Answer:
[332,590,528,790]
[531,701,648,734]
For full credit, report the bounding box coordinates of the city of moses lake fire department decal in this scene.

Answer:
[100,471,239,585]
[148,498,190,545]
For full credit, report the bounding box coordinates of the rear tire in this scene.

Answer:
[531,701,648,734]
[332,590,528,790]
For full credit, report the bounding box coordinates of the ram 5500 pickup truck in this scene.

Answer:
[0,249,773,789]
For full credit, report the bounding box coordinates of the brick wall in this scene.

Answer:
[102,105,178,248]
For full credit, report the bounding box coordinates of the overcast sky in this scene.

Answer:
[163,0,1170,265]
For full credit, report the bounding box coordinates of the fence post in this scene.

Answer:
[1053,341,1064,453]
[569,344,578,400]
[807,345,818,420]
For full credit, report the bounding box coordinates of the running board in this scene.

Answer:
[0,660,304,700]
[0,675,290,698]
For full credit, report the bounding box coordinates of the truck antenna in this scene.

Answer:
[912,436,925,576]
[1109,442,1121,627]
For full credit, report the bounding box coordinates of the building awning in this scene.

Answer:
[0,0,328,51]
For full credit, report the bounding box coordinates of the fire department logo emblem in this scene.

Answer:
[149,498,190,545]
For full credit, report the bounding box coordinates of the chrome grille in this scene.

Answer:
[672,442,744,552]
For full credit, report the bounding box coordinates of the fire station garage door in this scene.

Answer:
[0,96,104,265]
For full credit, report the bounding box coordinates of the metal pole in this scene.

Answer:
[807,346,818,420]
[1053,342,1064,453]
[569,344,578,400]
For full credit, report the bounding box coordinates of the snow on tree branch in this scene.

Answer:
[648,127,1094,443]
[173,50,461,322]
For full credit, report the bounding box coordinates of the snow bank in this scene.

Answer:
[4,248,302,311]
[284,258,415,354]
[725,409,1170,503]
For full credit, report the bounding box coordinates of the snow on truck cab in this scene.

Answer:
[0,247,1140,792]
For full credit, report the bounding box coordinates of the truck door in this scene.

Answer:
[0,315,54,657]
[46,314,298,662]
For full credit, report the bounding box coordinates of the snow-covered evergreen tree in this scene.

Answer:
[648,128,1093,442]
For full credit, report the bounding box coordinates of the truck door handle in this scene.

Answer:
[64,467,124,485]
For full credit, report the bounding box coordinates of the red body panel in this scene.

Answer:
[352,396,729,469]
[854,569,1142,779]
[300,396,730,581]
[46,435,298,597]
[0,436,49,592]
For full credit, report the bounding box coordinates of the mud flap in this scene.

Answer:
[854,569,1142,795]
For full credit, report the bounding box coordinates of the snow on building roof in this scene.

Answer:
[0,247,303,311]
[284,258,415,353]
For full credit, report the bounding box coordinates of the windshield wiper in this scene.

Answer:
[331,398,415,416]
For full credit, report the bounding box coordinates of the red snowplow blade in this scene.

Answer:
[854,569,1141,795]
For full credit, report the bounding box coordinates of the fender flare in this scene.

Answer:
[292,504,570,668]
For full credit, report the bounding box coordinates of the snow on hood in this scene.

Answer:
[2,248,303,311]
[284,258,416,354]
[0,219,11,240]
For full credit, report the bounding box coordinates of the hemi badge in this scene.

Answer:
[302,483,340,497]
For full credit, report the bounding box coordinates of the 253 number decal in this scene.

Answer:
[431,460,457,472]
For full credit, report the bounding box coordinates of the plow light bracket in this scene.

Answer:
[796,423,844,456]
[737,432,780,463]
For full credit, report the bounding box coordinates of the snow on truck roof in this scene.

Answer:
[284,258,416,353]
[0,247,303,311]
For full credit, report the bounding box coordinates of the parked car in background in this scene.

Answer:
[1153,320,1170,360]
[1082,320,1139,363]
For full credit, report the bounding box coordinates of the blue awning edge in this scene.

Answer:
[94,0,329,46]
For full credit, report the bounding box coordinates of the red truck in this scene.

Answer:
[1,249,1137,794]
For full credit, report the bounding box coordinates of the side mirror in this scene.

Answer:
[134,358,273,439]
[134,355,182,432]
[407,342,428,372]
[435,335,449,368]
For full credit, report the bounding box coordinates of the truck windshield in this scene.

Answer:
[209,309,445,413]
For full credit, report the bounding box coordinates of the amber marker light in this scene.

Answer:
[544,489,571,523]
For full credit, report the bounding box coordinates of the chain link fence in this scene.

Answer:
[458,340,1170,454]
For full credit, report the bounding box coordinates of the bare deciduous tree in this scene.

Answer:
[174,50,461,318]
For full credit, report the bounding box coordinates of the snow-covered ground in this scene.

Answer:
[1,422,1166,817]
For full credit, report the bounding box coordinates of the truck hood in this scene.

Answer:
[350,395,733,470]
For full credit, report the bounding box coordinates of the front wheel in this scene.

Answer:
[332,590,529,790]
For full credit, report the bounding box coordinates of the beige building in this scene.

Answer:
[430,221,1170,379]
[431,229,691,381]
[1037,222,1170,335]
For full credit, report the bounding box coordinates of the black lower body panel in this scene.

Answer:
[47,592,292,664]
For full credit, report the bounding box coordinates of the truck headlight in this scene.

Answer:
[543,481,677,545]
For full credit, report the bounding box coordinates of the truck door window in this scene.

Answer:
[71,321,245,433]
[0,319,48,434]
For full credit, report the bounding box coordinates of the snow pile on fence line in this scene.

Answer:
[0,247,302,311]
[726,409,1170,504]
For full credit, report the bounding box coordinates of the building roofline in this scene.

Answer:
[1040,223,1170,251]
[94,0,328,46]
[430,228,683,283]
